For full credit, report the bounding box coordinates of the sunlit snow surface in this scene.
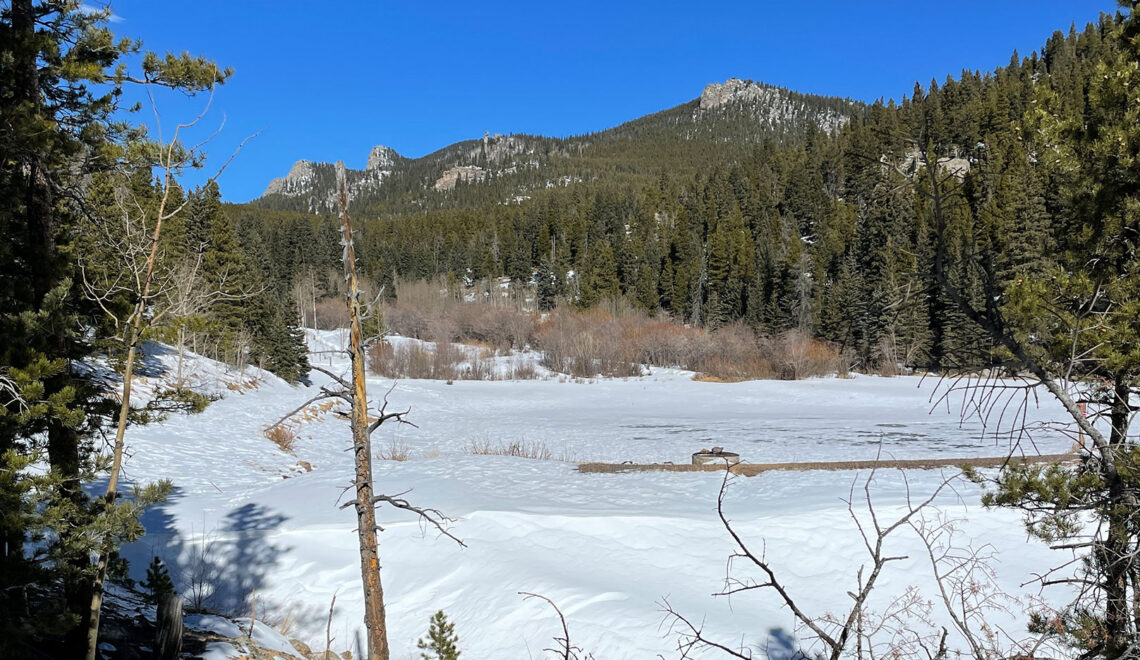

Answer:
[120,331,1081,659]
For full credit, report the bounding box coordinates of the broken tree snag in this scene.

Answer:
[336,161,389,660]
[155,593,183,660]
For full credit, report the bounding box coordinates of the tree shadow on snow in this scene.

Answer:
[765,627,820,660]
[136,341,173,378]
[128,488,291,618]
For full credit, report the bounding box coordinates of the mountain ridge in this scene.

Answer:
[255,78,862,215]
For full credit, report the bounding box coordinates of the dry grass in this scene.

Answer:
[377,439,410,461]
[297,400,336,424]
[264,425,297,453]
[225,379,261,394]
[467,438,555,461]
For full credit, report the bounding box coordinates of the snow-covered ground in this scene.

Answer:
[118,331,1081,659]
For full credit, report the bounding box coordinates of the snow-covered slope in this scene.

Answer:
[118,331,1078,659]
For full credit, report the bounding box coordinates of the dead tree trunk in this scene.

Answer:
[155,593,183,660]
[264,172,462,656]
[336,162,389,660]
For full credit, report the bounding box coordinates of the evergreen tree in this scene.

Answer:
[535,259,557,311]
[1,2,229,655]
[249,295,311,383]
[578,243,620,308]
[417,610,460,660]
[142,557,175,606]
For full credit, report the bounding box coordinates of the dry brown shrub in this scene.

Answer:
[385,276,534,349]
[374,276,852,382]
[368,341,458,380]
[876,335,901,377]
[534,308,640,377]
[509,359,538,380]
[463,356,490,381]
[771,329,844,379]
[313,297,351,330]
[383,302,430,339]
[377,439,410,461]
[264,425,297,453]
[451,304,534,350]
[636,319,705,368]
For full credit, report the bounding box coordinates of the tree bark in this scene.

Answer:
[337,162,389,660]
[1104,379,1135,658]
[85,166,175,660]
[176,325,186,386]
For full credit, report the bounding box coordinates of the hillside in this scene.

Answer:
[253,79,861,215]
[227,19,1118,378]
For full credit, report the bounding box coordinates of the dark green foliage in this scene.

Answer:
[143,557,175,605]
[926,6,1140,656]
[536,260,557,311]
[248,295,311,383]
[417,610,460,660]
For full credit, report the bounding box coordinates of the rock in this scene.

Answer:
[434,165,488,191]
[264,159,317,196]
[366,145,398,170]
[886,149,972,179]
[698,78,851,135]
[699,78,767,110]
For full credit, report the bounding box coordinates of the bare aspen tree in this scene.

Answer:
[80,89,251,660]
[164,249,251,385]
[291,269,319,329]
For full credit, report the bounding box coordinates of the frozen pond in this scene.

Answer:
[119,332,1080,658]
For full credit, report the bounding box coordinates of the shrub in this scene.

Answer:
[264,425,297,453]
[534,308,639,378]
[374,276,852,381]
[313,296,351,330]
[377,439,410,461]
[771,329,844,380]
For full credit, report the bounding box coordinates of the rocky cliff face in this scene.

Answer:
[698,78,851,135]
[366,145,398,171]
[434,165,487,191]
[264,159,318,197]
[262,145,400,213]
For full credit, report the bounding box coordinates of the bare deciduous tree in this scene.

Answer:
[663,460,1061,660]
[519,592,596,660]
[78,84,253,660]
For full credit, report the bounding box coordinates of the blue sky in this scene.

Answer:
[102,1,1113,202]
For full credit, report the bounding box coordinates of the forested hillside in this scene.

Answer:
[233,18,1114,373]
